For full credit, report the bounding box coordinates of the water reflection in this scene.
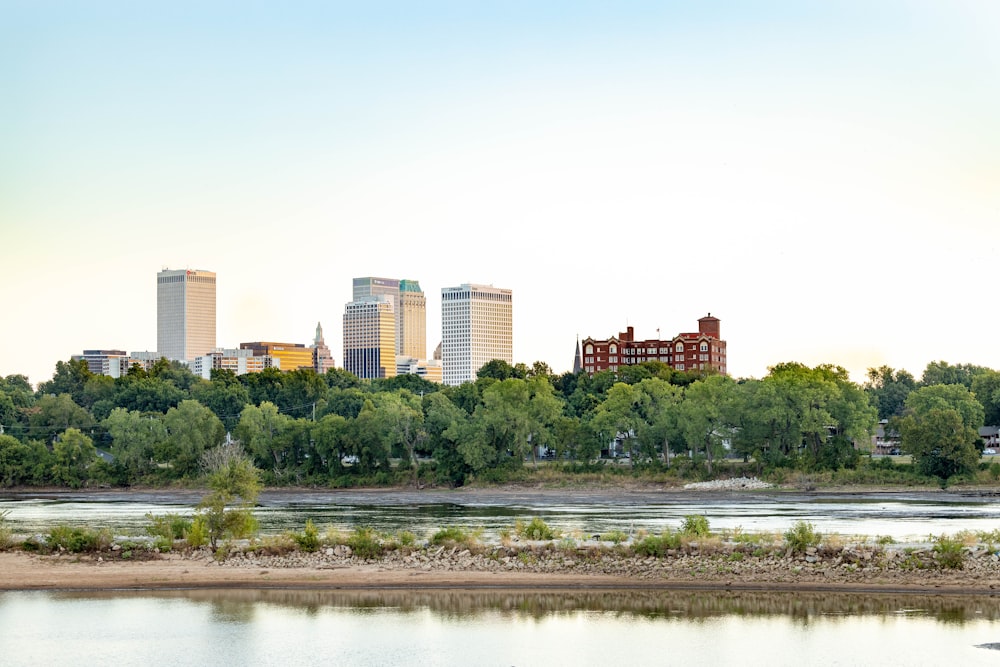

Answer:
[52,588,1000,624]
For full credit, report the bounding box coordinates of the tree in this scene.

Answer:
[191,374,251,432]
[234,402,290,473]
[677,375,739,474]
[197,441,261,549]
[592,383,648,459]
[37,359,92,406]
[423,392,471,486]
[103,408,166,484]
[920,361,991,389]
[864,366,917,420]
[897,384,984,480]
[161,400,225,478]
[634,378,683,466]
[28,394,94,440]
[0,434,31,487]
[51,428,97,488]
[477,360,524,381]
[372,390,425,483]
[971,370,1000,427]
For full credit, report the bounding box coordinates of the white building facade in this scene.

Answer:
[343,296,397,379]
[441,284,512,386]
[156,268,216,362]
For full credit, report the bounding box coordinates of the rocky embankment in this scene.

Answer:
[682,476,773,491]
[202,539,1000,589]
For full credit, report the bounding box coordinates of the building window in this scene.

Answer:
[675,342,684,352]
[609,343,617,354]
[585,344,593,354]
[700,342,708,352]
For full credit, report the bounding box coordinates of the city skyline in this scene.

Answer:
[3,2,999,388]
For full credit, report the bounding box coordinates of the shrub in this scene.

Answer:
[933,535,965,569]
[152,535,173,553]
[184,516,209,548]
[146,513,192,540]
[252,534,297,556]
[632,532,681,557]
[681,515,710,538]
[0,510,13,550]
[431,526,469,546]
[600,530,628,545]
[515,517,556,541]
[294,520,321,552]
[346,527,383,559]
[47,525,111,553]
[784,521,821,554]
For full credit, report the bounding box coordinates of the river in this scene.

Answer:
[3,588,1000,666]
[2,488,1000,542]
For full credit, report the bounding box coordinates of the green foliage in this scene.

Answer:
[184,516,209,548]
[346,527,384,559]
[515,517,556,541]
[784,521,821,554]
[932,535,966,569]
[293,519,321,552]
[680,515,711,537]
[196,442,261,549]
[47,525,111,553]
[0,510,12,550]
[431,526,470,545]
[632,532,682,557]
[600,530,628,544]
[145,513,191,540]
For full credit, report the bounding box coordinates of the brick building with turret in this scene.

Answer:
[579,314,727,376]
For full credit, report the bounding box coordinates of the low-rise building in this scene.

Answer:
[190,348,279,379]
[579,314,727,376]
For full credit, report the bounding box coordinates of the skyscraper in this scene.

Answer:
[441,283,513,386]
[352,276,426,359]
[156,268,216,362]
[312,322,336,374]
[343,296,397,379]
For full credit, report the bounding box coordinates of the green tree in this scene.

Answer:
[37,359,92,406]
[161,400,225,478]
[103,408,166,484]
[635,377,683,466]
[372,390,425,482]
[971,370,1000,427]
[51,428,97,488]
[29,394,94,441]
[864,366,917,420]
[0,434,31,487]
[897,384,984,480]
[423,392,472,485]
[191,373,251,432]
[197,442,261,549]
[677,375,739,473]
[591,383,648,459]
[234,402,291,473]
[920,361,991,389]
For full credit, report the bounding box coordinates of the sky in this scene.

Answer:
[2,1,999,388]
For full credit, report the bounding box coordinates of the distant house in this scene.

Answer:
[872,419,901,455]
[979,426,1000,449]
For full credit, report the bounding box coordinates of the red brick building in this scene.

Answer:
[579,314,727,376]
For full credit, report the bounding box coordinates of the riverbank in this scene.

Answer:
[5,538,1000,595]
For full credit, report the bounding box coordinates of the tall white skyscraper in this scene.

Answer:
[157,268,216,362]
[441,283,513,386]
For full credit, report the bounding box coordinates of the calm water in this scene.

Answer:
[3,489,1000,542]
[2,589,1000,666]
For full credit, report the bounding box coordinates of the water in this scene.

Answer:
[2,589,1000,666]
[3,489,1000,542]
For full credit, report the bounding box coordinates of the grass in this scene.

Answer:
[515,517,557,541]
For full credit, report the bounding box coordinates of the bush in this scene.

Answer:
[632,532,681,557]
[184,516,209,548]
[681,515,710,538]
[430,526,469,546]
[784,521,821,554]
[0,510,13,550]
[293,520,321,552]
[600,530,628,544]
[515,517,556,541]
[346,527,383,559]
[933,535,965,569]
[146,513,191,540]
[47,525,111,553]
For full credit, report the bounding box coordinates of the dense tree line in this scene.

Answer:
[2,356,999,489]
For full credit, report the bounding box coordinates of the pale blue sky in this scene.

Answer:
[2,1,999,386]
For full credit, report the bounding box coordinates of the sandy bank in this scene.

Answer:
[4,548,1000,596]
